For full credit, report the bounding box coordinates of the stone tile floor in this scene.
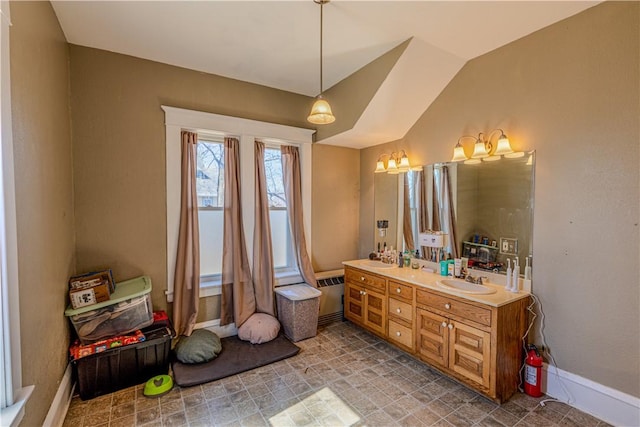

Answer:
[63,321,610,427]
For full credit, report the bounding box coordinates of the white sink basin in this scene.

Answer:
[437,278,497,295]
[363,260,395,269]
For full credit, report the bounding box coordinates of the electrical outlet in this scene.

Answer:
[500,237,518,255]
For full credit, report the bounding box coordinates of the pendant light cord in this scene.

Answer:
[319,0,324,94]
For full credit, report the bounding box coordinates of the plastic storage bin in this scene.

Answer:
[275,283,322,342]
[73,327,172,400]
[65,276,154,344]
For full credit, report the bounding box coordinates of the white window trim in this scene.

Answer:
[0,2,33,425]
[162,106,315,302]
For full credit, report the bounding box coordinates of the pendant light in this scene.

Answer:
[307,0,335,125]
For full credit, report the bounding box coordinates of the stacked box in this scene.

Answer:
[65,276,154,344]
[73,327,172,400]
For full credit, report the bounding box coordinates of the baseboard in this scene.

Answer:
[194,319,237,338]
[43,363,75,427]
[543,363,640,426]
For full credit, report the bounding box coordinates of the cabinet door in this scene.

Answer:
[364,290,386,335]
[449,321,491,388]
[417,308,448,368]
[344,282,365,325]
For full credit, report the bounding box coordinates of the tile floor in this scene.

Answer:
[63,321,610,427]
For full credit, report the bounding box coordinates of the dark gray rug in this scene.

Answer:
[171,333,300,387]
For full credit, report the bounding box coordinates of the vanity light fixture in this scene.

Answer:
[307,0,335,125]
[451,129,520,163]
[374,150,412,174]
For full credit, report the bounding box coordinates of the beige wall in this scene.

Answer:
[69,46,359,317]
[9,1,75,425]
[311,144,360,271]
[361,1,639,397]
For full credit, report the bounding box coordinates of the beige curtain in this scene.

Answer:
[252,140,276,315]
[173,131,200,337]
[281,145,317,287]
[220,137,255,327]
[417,170,430,259]
[442,165,459,258]
[403,173,415,251]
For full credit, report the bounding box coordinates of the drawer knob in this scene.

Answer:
[448,323,454,330]
[396,288,401,293]
[442,321,447,328]
[396,331,401,337]
[362,291,367,295]
[396,308,401,313]
[444,303,451,310]
[360,276,365,281]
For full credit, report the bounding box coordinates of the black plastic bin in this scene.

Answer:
[73,327,172,400]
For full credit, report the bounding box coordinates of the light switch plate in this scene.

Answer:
[500,237,518,255]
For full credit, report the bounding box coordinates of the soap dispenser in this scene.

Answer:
[510,258,520,293]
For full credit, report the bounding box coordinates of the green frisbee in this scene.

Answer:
[143,374,173,397]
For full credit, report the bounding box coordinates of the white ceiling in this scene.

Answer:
[51,0,600,148]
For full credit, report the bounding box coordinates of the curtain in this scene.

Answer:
[220,137,255,327]
[252,140,276,315]
[442,165,459,258]
[417,170,430,259]
[173,131,200,337]
[403,173,415,251]
[281,145,317,287]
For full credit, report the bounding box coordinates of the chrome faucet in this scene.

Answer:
[465,275,488,285]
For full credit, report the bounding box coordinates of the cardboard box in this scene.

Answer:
[69,270,115,293]
[69,282,111,309]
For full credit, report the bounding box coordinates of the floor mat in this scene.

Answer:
[171,333,300,387]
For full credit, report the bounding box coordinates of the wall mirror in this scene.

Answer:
[375,152,535,274]
[373,173,400,252]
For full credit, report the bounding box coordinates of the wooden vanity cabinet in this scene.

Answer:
[343,265,529,403]
[387,281,415,351]
[344,268,387,336]
[416,287,528,402]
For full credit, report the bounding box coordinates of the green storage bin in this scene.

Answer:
[65,276,153,344]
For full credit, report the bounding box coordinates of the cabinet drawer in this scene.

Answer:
[388,281,413,301]
[345,268,386,293]
[416,289,491,327]
[389,298,413,322]
[388,320,413,349]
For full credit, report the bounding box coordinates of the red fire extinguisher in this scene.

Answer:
[524,344,543,397]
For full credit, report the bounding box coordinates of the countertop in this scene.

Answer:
[342,259,530,308]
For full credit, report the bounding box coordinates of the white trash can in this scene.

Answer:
[275,283,322,342]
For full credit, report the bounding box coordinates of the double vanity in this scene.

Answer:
[342,259,531,403]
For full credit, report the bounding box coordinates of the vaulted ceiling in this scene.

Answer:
[51,1,599,148]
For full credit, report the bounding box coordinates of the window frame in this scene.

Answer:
[1,2,34,424]
[163,106,314,302]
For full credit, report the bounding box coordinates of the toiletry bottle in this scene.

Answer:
[403,251,411,267]
[511,258,520,292]
[454,258,462,277]
[447,259,454,276]
[505,259,512,291]
[440,260,448,276]
[524,256,532,280]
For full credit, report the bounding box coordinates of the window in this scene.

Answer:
[163,106,314,301]
[196,139,224,282]
[263,147,295,273]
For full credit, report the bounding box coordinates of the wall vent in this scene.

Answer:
[315,269,344,326]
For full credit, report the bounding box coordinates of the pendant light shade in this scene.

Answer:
[307,0,335,125]
[307,95,335,124]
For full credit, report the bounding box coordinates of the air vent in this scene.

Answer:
[315,269,344,326]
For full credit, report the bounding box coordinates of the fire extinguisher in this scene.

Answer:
[524,344,543,397]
